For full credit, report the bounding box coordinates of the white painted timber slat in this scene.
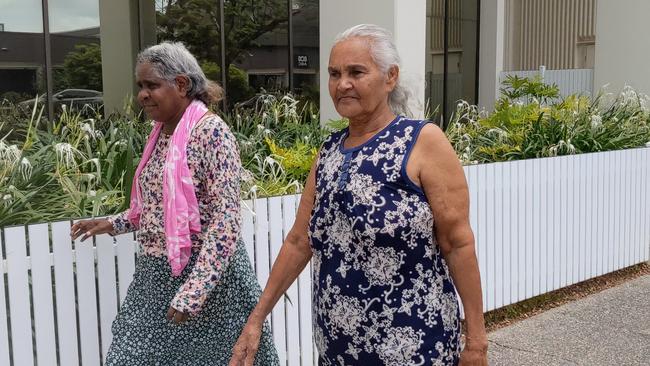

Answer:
[475,164,488,310]
[581,155,590,282]
[96,234,118,360]
[28,223,57,366]
[524,160,534,298]
[516,161,526,301]
[599,153,606,272]
[606,154,619,272]
[5,226,34,366]
[532,159,541,296]
[268,197,287,365]
[282,195,301,366]
[591,154,600,277]
[0,231,12,366]
[615,152,624,270]
[551,157,561,290]
[502,162,513,305]
[538,159,547,292]
[493,163,504,309]
[242,200,255,267]
[486,163,496,310]
[644,148,649,261]
[634,150,643,264]
[627,152,635,267]
[559,156,568,288]
[115,233,136,304]
[74,232,101,366]
[570,156,580,285]
[51,221,79,366]
[636,149,644,263]
[254,199,271,289]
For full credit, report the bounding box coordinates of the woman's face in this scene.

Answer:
[135,62,188,123]
[328,37,397,121]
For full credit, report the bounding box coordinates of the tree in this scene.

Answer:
[58,43,103,91]
[156,0,288,102]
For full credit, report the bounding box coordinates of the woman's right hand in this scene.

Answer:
[229,317,264,366]
[71,219,114,241]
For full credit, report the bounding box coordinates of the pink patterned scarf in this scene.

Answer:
[128,100,208,276]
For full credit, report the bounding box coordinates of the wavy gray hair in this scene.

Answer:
[136,41,222,105]
[334,24,413,117]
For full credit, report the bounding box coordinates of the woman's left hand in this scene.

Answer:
[166,306,189,324]
[459,335,488,365]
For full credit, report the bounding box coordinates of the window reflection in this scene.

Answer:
[291,0,319,104]
[155,0,320,107]
[49,0,103,113]
[426,0,479,125]
[0,0,45,106]
[230,0,289,104]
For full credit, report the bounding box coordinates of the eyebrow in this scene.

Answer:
[328,64,368,72]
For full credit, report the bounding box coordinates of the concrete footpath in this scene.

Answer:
[487,274,650,365]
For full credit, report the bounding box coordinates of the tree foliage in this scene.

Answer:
[156,0,288,102]
[57,43,103,91]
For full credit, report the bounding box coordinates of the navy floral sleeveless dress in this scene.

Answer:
[309,116,461,366]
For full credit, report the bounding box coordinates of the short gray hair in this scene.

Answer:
[136,42,222,105]
[335,24,412,117]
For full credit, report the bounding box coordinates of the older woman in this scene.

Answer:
[230,25,487,366]
[71,42,279,365]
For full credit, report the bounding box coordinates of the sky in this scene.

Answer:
[0,0,99,33]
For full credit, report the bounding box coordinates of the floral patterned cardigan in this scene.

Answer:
[108,115,241,315]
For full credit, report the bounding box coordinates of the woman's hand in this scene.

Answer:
[70,219,114,241]
[459,334,488,366]
[229,317,264,366]
[166,306,189,324]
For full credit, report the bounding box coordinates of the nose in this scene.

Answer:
[337,75,353,93]
[137,89,149,104]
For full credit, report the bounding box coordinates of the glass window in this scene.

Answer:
[446,0,478,118]
[291,0,319,104]
[425,0,445,122]
[0,0,46,107]
[48,0,102,113]
[426,0,479,126]
[156,0,224,104]
[230,0,290,105]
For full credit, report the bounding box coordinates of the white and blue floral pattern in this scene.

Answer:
[310,117,461,366]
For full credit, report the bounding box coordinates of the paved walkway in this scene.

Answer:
[487,274,650,365]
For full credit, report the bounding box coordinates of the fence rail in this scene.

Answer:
[2,148,649,365]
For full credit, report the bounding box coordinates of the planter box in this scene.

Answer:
[1,148,649,365]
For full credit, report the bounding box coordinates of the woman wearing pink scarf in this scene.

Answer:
[71,42,278,365]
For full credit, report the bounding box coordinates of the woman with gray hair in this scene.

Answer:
[231,24,487,365]
[71,42,279,365]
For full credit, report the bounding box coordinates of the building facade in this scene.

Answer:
[1,0,648,124]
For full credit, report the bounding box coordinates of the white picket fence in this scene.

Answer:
[2,148,650,366]
[500,67,594,98]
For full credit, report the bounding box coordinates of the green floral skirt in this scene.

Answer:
[105,240,279,365]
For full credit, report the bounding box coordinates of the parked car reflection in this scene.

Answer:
[18,89,103,111]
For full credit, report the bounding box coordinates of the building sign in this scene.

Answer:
[296,55,309,68]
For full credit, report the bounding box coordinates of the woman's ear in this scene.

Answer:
[386,65,399,91]
[175,75,190,97]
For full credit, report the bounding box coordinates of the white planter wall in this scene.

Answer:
[1,148,649,365]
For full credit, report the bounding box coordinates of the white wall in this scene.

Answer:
[594,0,650,96]
[319,0,427,124]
